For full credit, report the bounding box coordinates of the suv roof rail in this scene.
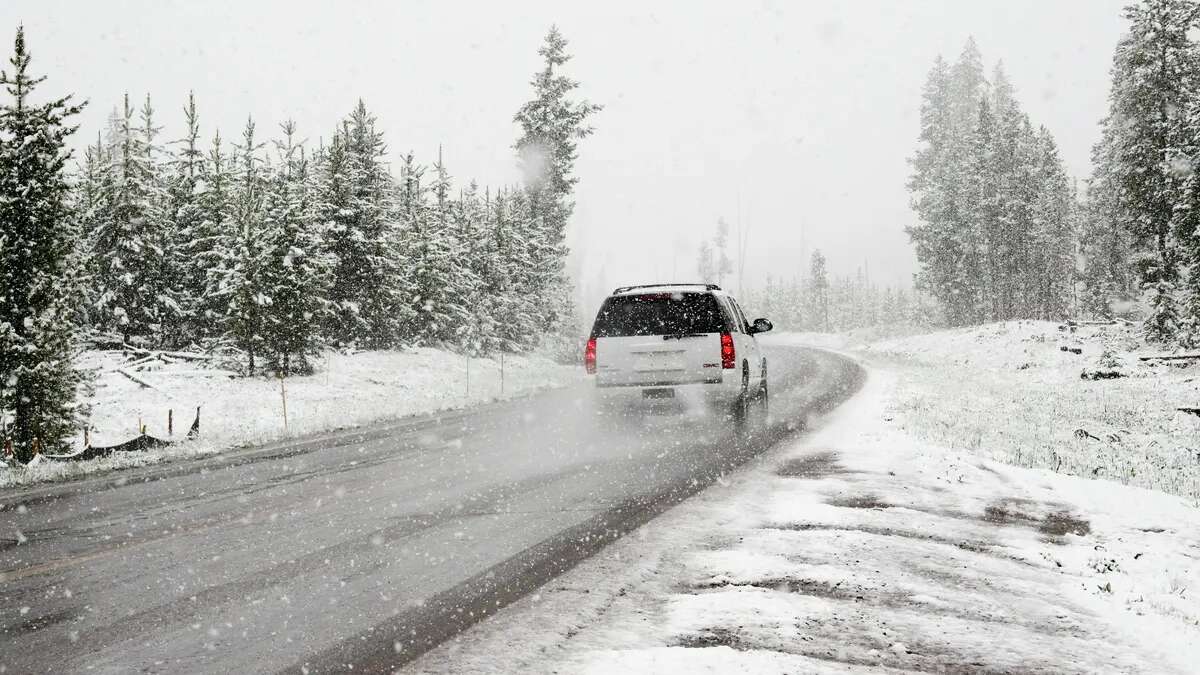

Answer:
[612,283,721,294]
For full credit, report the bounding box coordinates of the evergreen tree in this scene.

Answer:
[907,51,972,325]
[194,130,233,341]
[1094,0,1200,340]
[1081,137,1137,319]
[168,92,213,345]
[809,250,830,331]
[909,39,1078,326]
[322,101,403,348]
[90,93,175,344]
[0,27,87,460]
[260,121,330,374]
[714,218,733,286]
[75,132,106,326]
[413,148,466,344]
[963,94,996,322]
[1146,279,1181,341]
[479,187,516,351]
[450,180,487,353]
[513,26,601,348]
[696,240,715,283]
[395,151,446,346]
[135,94,181,342]
[213,118,269,373]
[490,187,542,350]
[1029,128,1077,320]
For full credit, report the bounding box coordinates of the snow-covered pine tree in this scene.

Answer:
[138,95,182,344]
[213,118,269,373]
[0,26,88,460]
[475,186,509,353]
[194,130,233,341]
[513,26,601,350]
[90,93,176,345]
[907,51,974,326]
[414,148,466,345]
[321,102,403,348]
[696,240,715,283]
[1082,136,1136,319]
[348,102,405,348]
[999,104,1043,320]
[314,129,354,344]
[1029,127,1077,320]
[450,180,488,353]
[75,132,107,326]
[714,218,733,287]
[1145,279,1181,342]
[963,94,997,322]
[260,121,330,375]
[1178,14,1200,344]
[1094,0,1200,341]
[486,187,540,350]
[911,41,1078,327]
[809,250,830,332]
[168,92,215,346]
[395,151,447,346]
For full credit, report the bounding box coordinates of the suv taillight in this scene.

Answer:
[585,337,597,374]
[720,332,736,369]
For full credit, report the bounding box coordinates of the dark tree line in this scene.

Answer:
[0,26,597,461]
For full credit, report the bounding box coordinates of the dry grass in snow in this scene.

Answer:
[860,321,1200,503]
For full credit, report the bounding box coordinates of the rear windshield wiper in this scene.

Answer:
[663,333,707,340]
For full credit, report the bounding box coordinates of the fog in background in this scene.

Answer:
[1,0,1125,316]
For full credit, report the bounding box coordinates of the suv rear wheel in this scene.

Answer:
[732,364,750,423]
[759,361,769,410]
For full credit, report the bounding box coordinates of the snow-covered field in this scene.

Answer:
[0,348,581,490]
[861,321,1200,502]
[411,364,1200,674]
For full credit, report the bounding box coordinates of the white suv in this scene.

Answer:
[584,284,772,418]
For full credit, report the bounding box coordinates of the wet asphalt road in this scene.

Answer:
[0,345,862,674]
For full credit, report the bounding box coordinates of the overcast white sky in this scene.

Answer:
[2,0,1127,311]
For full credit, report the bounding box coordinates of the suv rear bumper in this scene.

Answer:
[592,377,741,408]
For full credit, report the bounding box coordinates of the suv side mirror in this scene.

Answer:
[750,318,773,334]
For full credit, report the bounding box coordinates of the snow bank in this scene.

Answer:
[0,348,581,490]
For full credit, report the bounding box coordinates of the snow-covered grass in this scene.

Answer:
[0,347,582,490]
[410,367,1200,674]
[854,321,1200,503]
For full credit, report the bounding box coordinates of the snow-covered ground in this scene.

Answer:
[0,348,581,490]
[861,320,1200,502]
[410,338,1200,673]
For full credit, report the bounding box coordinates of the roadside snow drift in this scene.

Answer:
[0,348,581,489]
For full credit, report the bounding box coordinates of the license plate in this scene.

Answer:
[643,388,675,399]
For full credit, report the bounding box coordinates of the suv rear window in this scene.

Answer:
[591,292,727,337]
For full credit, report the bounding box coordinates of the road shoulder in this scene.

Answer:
[408,363,1200,674]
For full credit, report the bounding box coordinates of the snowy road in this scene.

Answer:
[0,345,863,674]
[409,358,1200,674]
